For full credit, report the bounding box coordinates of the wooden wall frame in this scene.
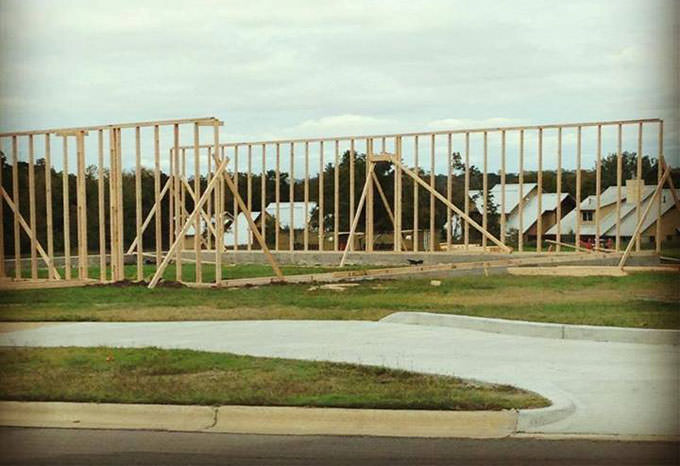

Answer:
[0,117,671,289]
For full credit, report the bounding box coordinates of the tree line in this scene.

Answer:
[0,150,674,255]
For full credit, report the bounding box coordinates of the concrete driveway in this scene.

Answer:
[1,320,678,436]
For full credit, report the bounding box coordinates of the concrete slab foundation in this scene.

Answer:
[2,250,662,274]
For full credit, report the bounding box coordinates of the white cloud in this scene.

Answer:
[426,118,528,131]
[0,0,676,164]
[290,115,398,137]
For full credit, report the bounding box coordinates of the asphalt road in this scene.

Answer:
[0,428,678,466]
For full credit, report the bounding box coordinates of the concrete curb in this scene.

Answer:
[0,401,517,439]
[212,405,516,438]
[515,385,577,433]
[380,312,680,345]
[0,401,216,432]
[2,402,675,442]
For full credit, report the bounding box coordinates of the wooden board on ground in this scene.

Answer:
[507,266,628,277]
[623,265,680,273]
[440,243,505,253]
[181,252,614,289]
[508,265,680,277]
[0,278,104,290]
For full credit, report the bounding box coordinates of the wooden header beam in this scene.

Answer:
[175,118,663,150]
[54,130,89,137]
[369,152,393,163]
[0,117,221,137]
[197,120,224,127]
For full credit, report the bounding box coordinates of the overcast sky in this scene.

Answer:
[1,0,678,170]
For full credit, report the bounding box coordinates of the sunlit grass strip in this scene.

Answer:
[0,272,677,329]
[0,347,548,410]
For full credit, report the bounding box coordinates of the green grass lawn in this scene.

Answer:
[0,347,548,410]
[1,269,678,329]
[27,263,374,283]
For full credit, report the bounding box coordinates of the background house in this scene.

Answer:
[182,202,318,250]
[224,212,260,249]
[547,179,680,245]
[450,183,574,244]
[183,219,209,250]
[263,201,317,250]
[370,229,435,251]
